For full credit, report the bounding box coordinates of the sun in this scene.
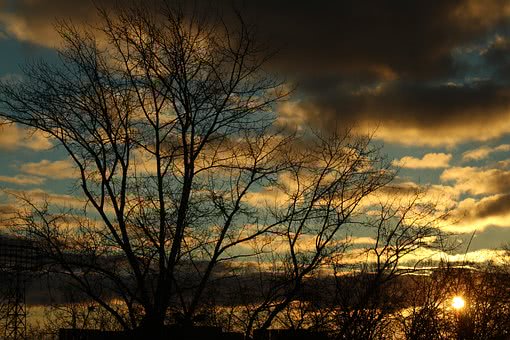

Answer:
[452,296,465,310]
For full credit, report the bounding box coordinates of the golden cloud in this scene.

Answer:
[440,166,510,195]
[445,194,510,233]
[1,188,86,210]
[392,153,452,169]
[363,113,510,147]
[0,122,52,151]
[462,144,510,161]
[0,174,45,185]
[20,159,76,180]
[0,11,61,47]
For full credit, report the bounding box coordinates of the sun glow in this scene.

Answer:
[452,296,465,310]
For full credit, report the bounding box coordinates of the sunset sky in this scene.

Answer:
[1,0,510,262]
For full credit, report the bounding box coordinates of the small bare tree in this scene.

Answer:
[322,188,447,340]
[215,131,393,335]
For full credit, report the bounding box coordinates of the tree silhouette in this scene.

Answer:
[0,1,450,338]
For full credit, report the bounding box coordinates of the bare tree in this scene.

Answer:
[212,131,394,335]
[0,1,442,338]
[0,1,292,335]
[394,253,510,340]
[450,262,510,340]
[210,185,448,337]
[314,188,447,340]
[395,260,455,340]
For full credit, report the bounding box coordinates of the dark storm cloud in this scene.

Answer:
[470,194,510,219]
[243,1,467,80]
[240,0,510,145]
[444,192,510,233]
[2,0,510,145]
[482,35,510,80]
[448,193,510,232]
[239,0,510,144]
[294,80,510,131]
[4,0,509,80]
[441,166,510,196]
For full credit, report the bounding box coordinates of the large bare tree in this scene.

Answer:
[0,1,418,337]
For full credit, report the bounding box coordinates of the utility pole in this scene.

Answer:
[3,272,27,340]
[0,236,40,339]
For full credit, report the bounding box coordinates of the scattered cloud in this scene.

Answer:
[393,153,452,169]
[440,166,510,196]
[0,203,18,228]
[0,122,52,151]
[416,248,505,264]
[1,188,86,210]
[20,159,76,180]
[348,236,377,246]
[0,1,100,47]
[462,146,494,161]
[358,180,459,214]
[0,174,45,185]
[244,187,288,208]
[341,247,505,266]
[462,144,510,161]
[446,194,510,232]
[287,81,510,147]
